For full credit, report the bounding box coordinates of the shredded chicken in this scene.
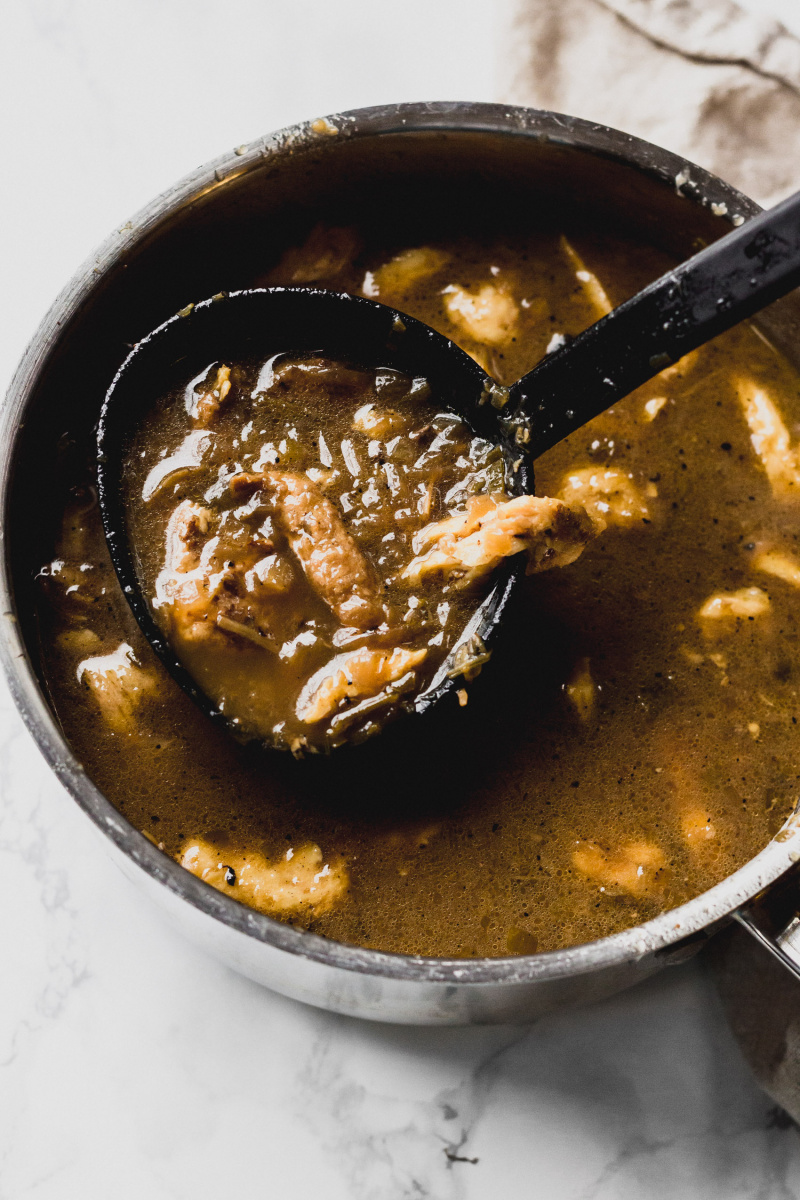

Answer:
[77,642,158,733]
[643,396,667,422]
[737,377,800,497]
[658,349,700,381]
[40,489,108,618]
[362,246,449,298]
[164,500,213,573]
[267,223,361,284]
[559,236,613,319]
[572,839,667,898]
[680,808,718,850]
[442,282,519,346]
[181,837,347,915]
[57,627,102,656]
[231,470,384,628]
[189,364,232,428]
[755,549,800,587]
[156,499,296,649]
[156,502,219,642]
[564,657,596,721]
[698,587,771,621]
[557,467,649,530]
[305,466,338,489]
[297,645,427,723]
[400,493,595,587]
[638,356,698,422]
[352,404,407,439]
[650,740,721,861]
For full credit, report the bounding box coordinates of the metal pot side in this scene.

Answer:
[3,101,800,1024]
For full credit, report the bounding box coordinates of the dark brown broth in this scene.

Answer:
[35,222,800,957]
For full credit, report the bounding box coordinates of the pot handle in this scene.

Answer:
[734,871,800,982]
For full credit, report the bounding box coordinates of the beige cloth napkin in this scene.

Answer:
[499,0,800,1119]
[501,0,800,207]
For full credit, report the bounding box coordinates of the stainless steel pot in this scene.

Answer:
[3,101,800,1025]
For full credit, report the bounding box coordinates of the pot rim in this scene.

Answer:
[3,99,799,987]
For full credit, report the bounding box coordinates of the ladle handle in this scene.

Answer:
[511,189,800,457]
[733,906,800,984]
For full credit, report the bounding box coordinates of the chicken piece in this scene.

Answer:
[737,378,800,497]
[442,283,518,346]
[697,586,770,622]
[188,364,232,428]
[57,627,102,655]
[164,500,213,572]
[155,499,220,638]
[362,246,450,298]
[244,553,295,594]
[755,549,800,588]
[401,493,595,587]
[77,642,158,734]
[650,740,721,862]
[305,466,338,489]
[41,555,103,617]
[564,657,596,721]
[572,839,668,898]
[257,356,375,403]
[231,469,384,628]
[557,467,649,531]
[267,224,361,284]
[181,837,347,916]
[657,349,700,381]
[352,404,407,439]
[643,396,667,422]
[297,645,427,724]
[638,357,696,422]
[156,500,296,649]
[559,235,613,320]
[680,808,718,849]
[156,501,219,642]
[39,488,108,617]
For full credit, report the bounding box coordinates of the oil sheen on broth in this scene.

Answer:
[122,356,592,752]
[37,223,800,957]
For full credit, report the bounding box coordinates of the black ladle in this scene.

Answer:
[98,189,800,748]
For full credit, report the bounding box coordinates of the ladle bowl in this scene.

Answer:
[96,286,530,745]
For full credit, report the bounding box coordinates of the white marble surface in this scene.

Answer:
[2,2,800,1195]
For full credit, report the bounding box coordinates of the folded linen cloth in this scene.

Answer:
[500,0,800,1120]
